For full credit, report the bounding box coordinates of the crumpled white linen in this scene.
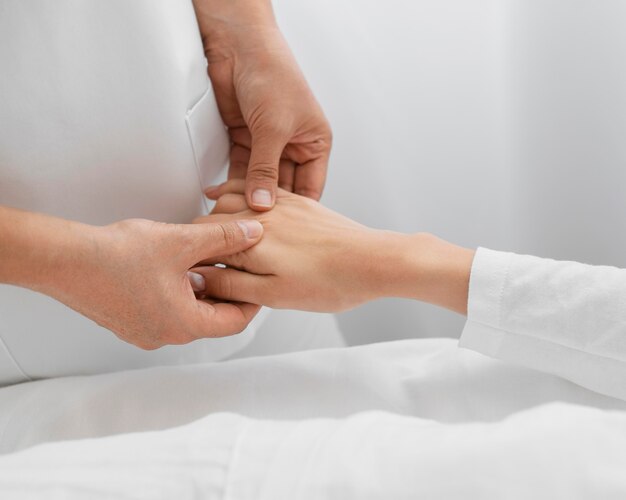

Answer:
[5,406,626,500]
[461,248,626,402]
[0,338,625,498]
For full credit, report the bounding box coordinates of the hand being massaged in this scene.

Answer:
[193,180,475,315]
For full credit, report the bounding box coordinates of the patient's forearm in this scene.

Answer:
[370,232,475,315]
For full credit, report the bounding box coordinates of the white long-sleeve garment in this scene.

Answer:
[1,248,626,497]
[460,247,626,401]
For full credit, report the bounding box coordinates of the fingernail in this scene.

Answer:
[187,271,206,292]
[237,220,263,239]
[252,189,272,207]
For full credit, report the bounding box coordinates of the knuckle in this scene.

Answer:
[216,222,239,250]
[176,226,196,247]
[314,134,333,157]
[325,127,333,146]
[249,162,279,182]
[216,274,233,299]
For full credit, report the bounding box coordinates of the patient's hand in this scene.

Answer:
[194,180,475,315]
[192,180,408,312]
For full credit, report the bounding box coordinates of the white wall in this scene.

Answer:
[273,0,626,344]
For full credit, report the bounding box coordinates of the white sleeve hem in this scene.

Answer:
[465,247,514,329]
[460,319,626,401]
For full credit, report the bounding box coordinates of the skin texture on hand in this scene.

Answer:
[193,180,475,315]
[0,206,265,350]
[193,0,332,210]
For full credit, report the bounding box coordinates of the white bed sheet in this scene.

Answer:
[1,338,625,498]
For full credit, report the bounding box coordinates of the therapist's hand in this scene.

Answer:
[18,214,264,350]
[193,0,332,210]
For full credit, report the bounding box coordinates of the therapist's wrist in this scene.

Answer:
[0,207,100,296]
[193,0,279,63]
[373,232,475,315]
[37,222,102,302]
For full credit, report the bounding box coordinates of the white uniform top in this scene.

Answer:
[0,0,260,385]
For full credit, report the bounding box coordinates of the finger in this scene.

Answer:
[231,127,291,162]
[194,212,240,226]
[188,214,254,269]
[212,193,248,214]
[227,143,250,180]
[205,179,247,199]
[192,266,269,305]
[246,133,287,210]
[192,300,260,338]
[293,156,329,201]
[278,159,296,192]
[206,179,293,205]
[207,63,245,128]
[184,219,263,263]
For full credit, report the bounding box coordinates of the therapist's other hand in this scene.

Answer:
[193,180,393,312]
[193,0,332,210]
[49,218,263,350]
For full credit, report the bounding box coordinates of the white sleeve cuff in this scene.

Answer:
[459,247,626,401]
[461,247,513,329]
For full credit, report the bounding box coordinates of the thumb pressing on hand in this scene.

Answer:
[186,220,263,291]
[245,133,287,211]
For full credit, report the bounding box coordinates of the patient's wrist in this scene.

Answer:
[374,232,475,315]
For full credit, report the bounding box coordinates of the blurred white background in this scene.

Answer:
[271,0,626,345]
